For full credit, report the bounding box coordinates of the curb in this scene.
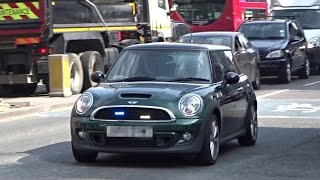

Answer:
[0,101,75,121]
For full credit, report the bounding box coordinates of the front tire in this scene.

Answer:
[195,114,220,166]
[278,61,291,84]
[298,58,310,79]
[238,103,258,146]
[252,68,261,90]
[72,144,98,163]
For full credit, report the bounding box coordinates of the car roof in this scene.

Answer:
[124,42,231,51]
[182,31,240,37]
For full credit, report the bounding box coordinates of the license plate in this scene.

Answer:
[106,126,153,138]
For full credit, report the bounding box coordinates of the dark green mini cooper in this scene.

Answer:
[71,43,258,165]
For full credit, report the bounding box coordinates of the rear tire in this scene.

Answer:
[68,53,84,95]
[80,51,104,92]
[194,114,220,166]
[72,143,98,163]
[252,68,261,90]
[238,103,258,146]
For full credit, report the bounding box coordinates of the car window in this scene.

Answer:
[235,37,244,51]
[107,49,212,82]
[238,34,251,48]
[210,50,239,82]
[289,23,300,37]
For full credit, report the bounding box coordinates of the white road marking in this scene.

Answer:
[257,89,289,99]
[304,81,320,87]
[258,116,319,119]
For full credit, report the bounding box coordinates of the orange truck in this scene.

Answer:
[0,0,172,96]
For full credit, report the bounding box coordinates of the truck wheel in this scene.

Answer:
[68,53,84,95]
[104,47,120,72]
[80,51,104,92]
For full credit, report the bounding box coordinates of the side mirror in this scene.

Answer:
[90,71,105,84]
[219,72,240,89]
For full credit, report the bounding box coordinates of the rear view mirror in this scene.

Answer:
[90,71,105,84]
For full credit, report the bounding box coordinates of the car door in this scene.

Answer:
[288,22,306,69]
[234,35,251,80]
[211,50,247,137]
[238,34,258,83]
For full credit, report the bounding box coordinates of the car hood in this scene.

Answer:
[250,39,287,52]
[82,82,214,115]
[304,29,320,42]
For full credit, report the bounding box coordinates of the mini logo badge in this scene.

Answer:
[127,100,138,105]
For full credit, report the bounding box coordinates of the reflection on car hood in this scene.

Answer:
[87,82,212,107]
[304,29,320,41]
[250,39,287,52]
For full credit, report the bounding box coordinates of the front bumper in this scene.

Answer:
[71,117,206,154]
[260,58,287,76]
[308,47,320,67]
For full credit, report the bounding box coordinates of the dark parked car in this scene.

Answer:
[71,43,258,166]
[238,19,310,83]
[179,32,261,90]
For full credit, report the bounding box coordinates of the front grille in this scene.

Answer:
[259,50,266,60]
[93,107,172,121]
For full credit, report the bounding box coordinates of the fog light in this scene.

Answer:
[182,132,192,141]
[78,130,86,139]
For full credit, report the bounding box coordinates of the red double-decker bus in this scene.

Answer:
[169,0,268,32]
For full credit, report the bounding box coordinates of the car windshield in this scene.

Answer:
[271,9,320,29]
[106,49,212,83]
[239,23,286,40]
[179,36,232,48]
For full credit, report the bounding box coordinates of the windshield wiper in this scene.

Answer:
[264,36,284,39]
[113,76,157,82]
[168,77,210,82]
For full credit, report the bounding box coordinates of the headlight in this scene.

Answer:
[266,50,284,58]
[178,94,202,117]
[308,37,318,48]
[75,92,93,114]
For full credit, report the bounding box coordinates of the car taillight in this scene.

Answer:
[34,47,52,56]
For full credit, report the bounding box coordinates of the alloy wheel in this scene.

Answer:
[209,121,220,159]
[250,106,258,141]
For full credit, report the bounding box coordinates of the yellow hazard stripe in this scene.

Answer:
[53,26,137,33]
[31,2,40,9]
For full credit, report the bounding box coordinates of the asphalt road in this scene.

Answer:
[1,75,320,180]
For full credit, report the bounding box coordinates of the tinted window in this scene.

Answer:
[210,50,238,82]
[179,35,232,47]
[52,0,101,24]
[239,23,286,40]
[271,9,320,29]
[107,49,212,83]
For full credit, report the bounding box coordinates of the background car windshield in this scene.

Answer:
[271,9,320,29]
[106,49,212,82]
[179,36,232,47]
[239,23,286,40]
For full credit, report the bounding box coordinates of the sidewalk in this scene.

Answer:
[0,84,80,121]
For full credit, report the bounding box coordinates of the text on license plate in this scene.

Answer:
[106,126,153,138]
